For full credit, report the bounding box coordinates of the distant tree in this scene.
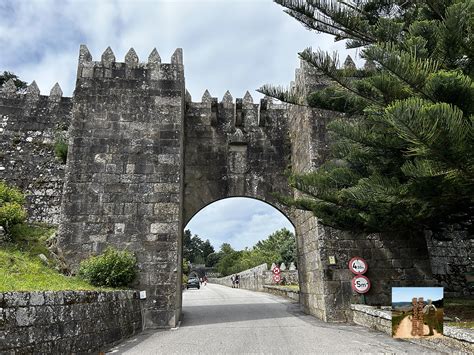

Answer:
[183,229,193,262]
[219,243,235,255]
[201,239,215,261]
[206,252,221,267]
[0,71,27,91]
[255,228,296,265]
[215,229,297,275]
[182,229,215,265]
[216,246,242,276]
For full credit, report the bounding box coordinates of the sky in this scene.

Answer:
[185,198,294,250]
[0,0,358,99]
[392,287,444,303]
[0,0,356,250]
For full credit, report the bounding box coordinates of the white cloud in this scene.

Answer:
[0,0,359,98]
[0,0,354,249]
[185,197,294,250]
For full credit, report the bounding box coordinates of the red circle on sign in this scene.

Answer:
[273,267,281,275]
[273,274,281,283]
[348,257,368,275]
[351,275,371,294]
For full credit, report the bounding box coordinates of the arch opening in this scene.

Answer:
[180,197,302,325]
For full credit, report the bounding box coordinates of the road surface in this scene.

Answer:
[109,284,440,354]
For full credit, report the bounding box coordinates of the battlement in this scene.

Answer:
[292,54,376,96]
[76,45,184,82]
[186,89,286,129]
[0,79,70,105]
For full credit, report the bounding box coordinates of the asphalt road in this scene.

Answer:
[108,283,440,354]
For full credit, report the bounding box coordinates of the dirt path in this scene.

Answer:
[394,315,442,338]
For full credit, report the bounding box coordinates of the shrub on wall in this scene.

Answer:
[54,137,68,164]
[78,248,137,288]
[0,181,27,233]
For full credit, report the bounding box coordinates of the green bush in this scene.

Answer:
[54,137,68,164]
[0,181,27,232]
[78,248,137,288]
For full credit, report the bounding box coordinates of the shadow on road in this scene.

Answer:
[181,302,294,327]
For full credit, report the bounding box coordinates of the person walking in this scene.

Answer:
[231,275,235,288]
[235,274,240,289]
[423,299,438,336]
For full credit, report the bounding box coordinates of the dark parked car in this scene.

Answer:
[187,277,200,289]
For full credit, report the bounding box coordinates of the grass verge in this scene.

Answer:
[0,223,107,292]
[0,248,102,292]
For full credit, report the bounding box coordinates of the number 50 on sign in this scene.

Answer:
[351,275,371,293]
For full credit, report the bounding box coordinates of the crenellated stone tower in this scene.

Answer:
[59,45,185,327]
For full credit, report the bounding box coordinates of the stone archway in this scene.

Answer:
[183,91,293,225]
[56,46,435,329]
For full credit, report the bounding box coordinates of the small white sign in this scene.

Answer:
[139,290,147,299]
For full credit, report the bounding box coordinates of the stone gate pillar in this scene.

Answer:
[58,45,185,328]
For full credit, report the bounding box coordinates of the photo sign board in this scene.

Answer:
[351,275,371,294]
[348,257,368,275]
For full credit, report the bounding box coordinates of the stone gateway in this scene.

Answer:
[0,45,471,329]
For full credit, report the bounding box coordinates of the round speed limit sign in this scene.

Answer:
[348,257,368,275]
[351,275,371,294]
[273,274,281,283]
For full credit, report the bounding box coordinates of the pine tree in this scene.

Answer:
[260,1,473,236]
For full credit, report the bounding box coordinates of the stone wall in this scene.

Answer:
[0,290,141,353]
[58,46,184,328]
[0,80,72,224]
[263,285,300,302]
[209,263,298,291]
[350,304,391,335]
[288,61,435,322]
[425,230,473,297]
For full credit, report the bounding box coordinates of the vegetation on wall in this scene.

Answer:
[0,71,27,91]
[0,181,27,234]
[0,247,101,292]
[0,221,104,291]
[78,247,137,288]
[54,136,68,164]
[260,0,473,237]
